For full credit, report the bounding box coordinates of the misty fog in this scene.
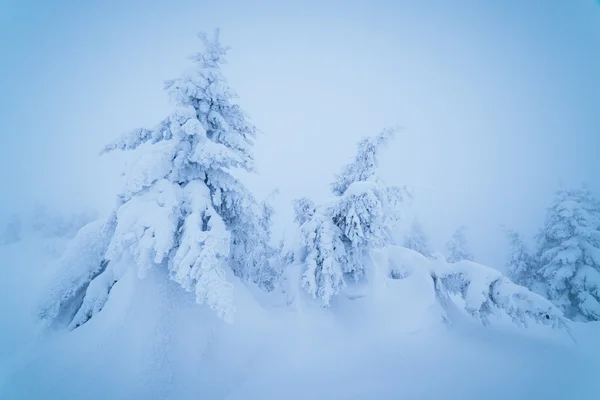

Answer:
[2,0,599,267]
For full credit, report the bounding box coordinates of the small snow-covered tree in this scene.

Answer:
[446,226,474,263]
[403,219,433,258]
[290,129,409,305]
[535,187,600,321]
[300,212,348,306]
[328,128,407,281]
[504,229,536,288]
[42,30,274,327]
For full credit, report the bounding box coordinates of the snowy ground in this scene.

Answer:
[0,237,598,400]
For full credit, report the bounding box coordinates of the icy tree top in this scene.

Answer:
[330,127,396,196]
[101,29,257,198]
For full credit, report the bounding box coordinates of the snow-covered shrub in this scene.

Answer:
[386,246,567,330]
[431,258,564,328]
[39,215,116,329]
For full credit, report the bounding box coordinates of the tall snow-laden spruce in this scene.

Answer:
[505,229,537,288]
[291,128,409,305]
[41,30,274,327]
[535,187,600,321]
[446,226,474,263]
[403,219,433,258]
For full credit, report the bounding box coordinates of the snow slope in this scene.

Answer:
[0,236,598,399]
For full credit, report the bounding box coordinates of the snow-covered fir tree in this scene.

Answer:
[41,30,275,327]
[403,219,433,258]
[535,187,600,321]
[446,226,474,263]
[504,229,536,288]
[328,128,407,281]
[290,128,409,305]
[300,211,348,306]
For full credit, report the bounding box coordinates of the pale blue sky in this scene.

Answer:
[1,0,599,267]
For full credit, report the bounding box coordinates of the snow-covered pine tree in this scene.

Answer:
[403,219,433,258]
[446,226,474,263]
[535,187,600,321]
[291,129,409,305]
[504,229,536,288]
[42,30,274,328]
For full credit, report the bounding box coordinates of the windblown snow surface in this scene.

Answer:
[0,236,598,400]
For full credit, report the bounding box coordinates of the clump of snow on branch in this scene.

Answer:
[387,246,567,330]
[430,258,564,328]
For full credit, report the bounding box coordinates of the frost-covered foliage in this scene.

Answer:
[300,213,348,306]
[403,219,433,258]
[535,187,600,321]
[327,128,408,281]
[446,226,474,263]
[293,197,316,225]
[387,246,567,330]
[289,129,409,305]
[330,127,395,196]
[504,229,537,288]
[431,258,564,328]
[43,30,274,326]
[101,29,276,319]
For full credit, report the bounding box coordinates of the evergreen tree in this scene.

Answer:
[300,213,348,306]
[504,229,536,287]
[535,187,600,321]
[403,219,433,258]
[328,128,408,281]
[42,30,273,327]
[291,129,409,305]
[446,226,474,263]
